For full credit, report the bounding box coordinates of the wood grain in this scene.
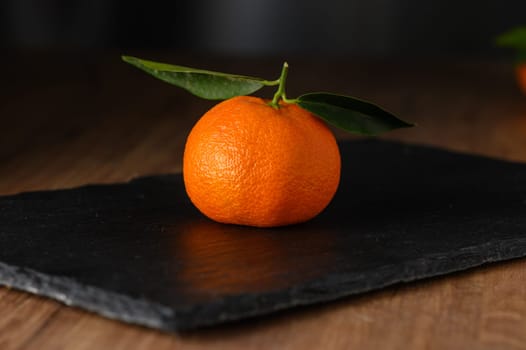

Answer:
[1,52,526,349]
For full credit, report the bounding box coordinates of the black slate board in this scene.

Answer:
[1,140,526,332]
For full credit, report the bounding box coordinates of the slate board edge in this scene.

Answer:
[2,236,526,332]
[0,261,175,330]
[174,236,526,330]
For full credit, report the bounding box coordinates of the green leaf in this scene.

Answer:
[496,26,526,50]
[122,56,275,100]
[297,92,414,136]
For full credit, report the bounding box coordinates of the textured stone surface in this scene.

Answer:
[1,140,526,332]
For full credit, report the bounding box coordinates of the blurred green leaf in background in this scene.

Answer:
[496,26,526,63]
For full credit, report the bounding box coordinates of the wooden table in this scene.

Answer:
[1,52,526,349]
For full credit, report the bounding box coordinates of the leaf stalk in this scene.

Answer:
[269,62,289,108]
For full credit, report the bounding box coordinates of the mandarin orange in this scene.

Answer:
[183,95,341,227]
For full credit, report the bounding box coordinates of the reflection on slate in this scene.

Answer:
[1,140,526,331]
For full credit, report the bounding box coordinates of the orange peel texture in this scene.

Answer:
[183,96,341,227]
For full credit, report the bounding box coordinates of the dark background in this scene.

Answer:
[1,0,525,57]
